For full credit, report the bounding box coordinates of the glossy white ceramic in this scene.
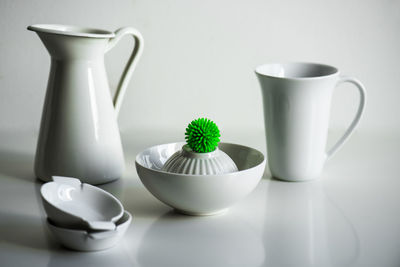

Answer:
[162,145,238,175]
[47,211,132,251]
[41,176,124,230]
[28,24,144,184]
[255,62,366,182]
[136,142,265,215]
[2,130,400,266]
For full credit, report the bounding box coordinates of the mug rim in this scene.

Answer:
[255,62,339,80]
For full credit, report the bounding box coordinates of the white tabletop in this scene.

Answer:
[0,130,399,267]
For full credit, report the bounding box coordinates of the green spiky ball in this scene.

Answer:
[185,118,221,153]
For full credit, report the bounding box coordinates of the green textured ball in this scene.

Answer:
[185,118,221,153]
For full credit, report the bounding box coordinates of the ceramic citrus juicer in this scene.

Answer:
[136,118,266,215]
[162,118,238,175]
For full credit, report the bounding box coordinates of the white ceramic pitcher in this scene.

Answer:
[28,24,143,184]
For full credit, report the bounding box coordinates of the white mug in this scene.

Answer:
[255,62,366,181]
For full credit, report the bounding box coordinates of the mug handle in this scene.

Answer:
[106,27,144,117]
[326,75,366,160]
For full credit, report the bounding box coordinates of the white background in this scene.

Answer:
[1,2,400,266]
[0,0,399,141]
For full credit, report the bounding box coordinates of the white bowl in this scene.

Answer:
[41,176,124,230]
[47,211,132,251]
[135,142,266,215]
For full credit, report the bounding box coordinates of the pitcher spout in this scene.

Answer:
[27,24,113,59]
[27,24,115,38]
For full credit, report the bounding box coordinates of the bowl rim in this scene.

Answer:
[46,211,132,234]
[135,142,266,177]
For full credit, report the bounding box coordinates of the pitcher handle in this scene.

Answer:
[326,75,366,160]
[106,27,144,117]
